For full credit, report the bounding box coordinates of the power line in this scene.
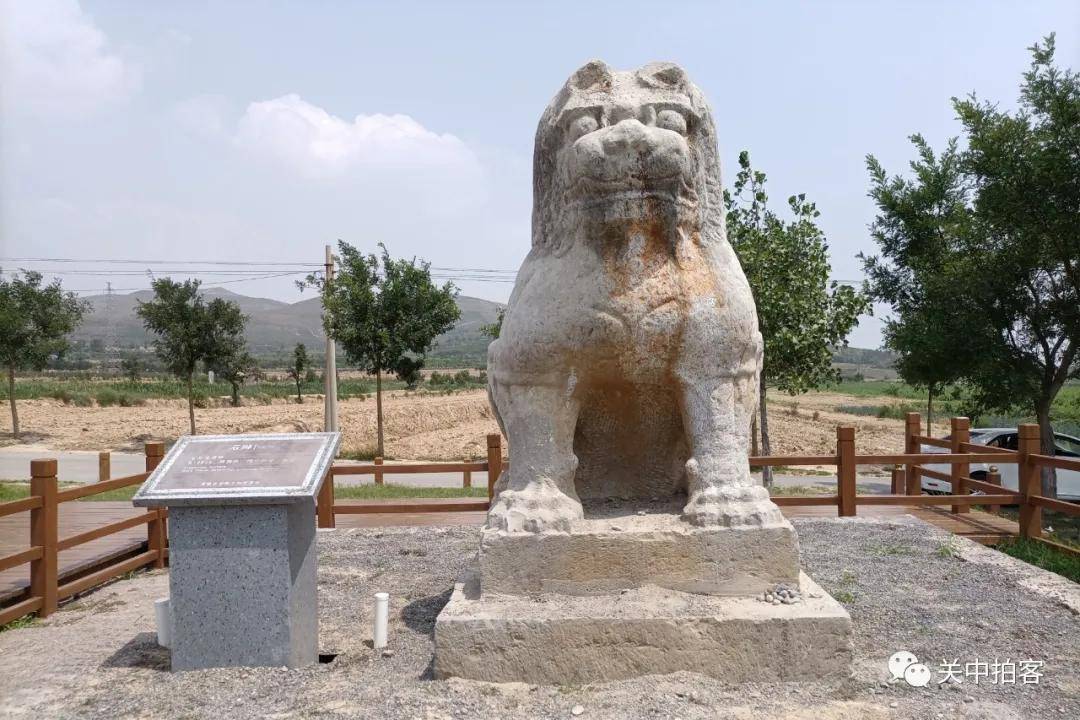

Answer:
[0,256,323,267]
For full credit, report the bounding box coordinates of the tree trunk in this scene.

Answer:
[231,382,240,407]
[295,378,302,404]
[376,368,385,458]
[750,413,759,458]
[8,365,19,440]
[759,381,773,488]
[1035,399,1057,498]
[186,372,196,435]
[926,384,934,437]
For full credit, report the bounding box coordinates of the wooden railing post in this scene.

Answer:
[950,417,970,514]
[98,451,111,483]
[462,458,472,489]
[486,434,503,501]
[986,466,1001,515]
[30,458,58,618]
[374,457,384,486]
[837,426,856,517]
[890,464,905,494]
[317,468,335,529]
[1017,423,1042,539]
[144,442,167,569]
[904,412,922,495]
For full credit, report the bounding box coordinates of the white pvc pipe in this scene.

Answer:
[373,592,389,649]
[154,597,172,649]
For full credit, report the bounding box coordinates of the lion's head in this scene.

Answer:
[532,60,725,255]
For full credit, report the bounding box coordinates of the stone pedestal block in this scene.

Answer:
[168,501,317,671]
[479,508,800,597]
[435,568,852,685]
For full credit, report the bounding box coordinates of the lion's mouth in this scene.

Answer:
[567,175,696,209]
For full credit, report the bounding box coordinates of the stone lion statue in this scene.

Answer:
[486,60,783,532]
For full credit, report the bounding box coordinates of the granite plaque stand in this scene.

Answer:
[133,432,340,671]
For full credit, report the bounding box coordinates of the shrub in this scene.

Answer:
[96,389,122,407]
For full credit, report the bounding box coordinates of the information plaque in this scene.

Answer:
[133,432,340,506]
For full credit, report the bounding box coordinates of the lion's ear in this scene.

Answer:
[567,60,614,93]
[637,62,689,91]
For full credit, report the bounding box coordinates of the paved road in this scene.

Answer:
[0,449,891,494]
[0,450,146,483]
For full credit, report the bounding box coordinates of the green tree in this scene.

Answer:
[863,137,981,434]
[120,354,142,382]
[301,242,460,456]
[287,343,308,403]
[725,152,870,486]
[0,270,88,438]
[394,356,424,390]
[136,279,247,434]
[479,307,505,339]
[864,36,1079,496]
[210,340,257,407]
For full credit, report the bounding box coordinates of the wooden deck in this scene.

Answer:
[1,499,1020,603]
[0,502,149,603]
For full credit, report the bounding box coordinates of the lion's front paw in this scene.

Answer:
[682,485,783,528]
[486,484,583,533]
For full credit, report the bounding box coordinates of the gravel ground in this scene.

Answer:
[1,516,1077,719]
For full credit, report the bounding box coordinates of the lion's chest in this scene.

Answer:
[591,229,717,329]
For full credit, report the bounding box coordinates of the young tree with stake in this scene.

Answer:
[725,152,870,486]
[0,270,87,439]
[288,343,308,403]
[137,279,247,434]
[301,242,460,457]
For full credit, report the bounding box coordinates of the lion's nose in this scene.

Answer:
[601,119,650,153]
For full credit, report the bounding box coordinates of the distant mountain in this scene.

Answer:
[71,288,503,367]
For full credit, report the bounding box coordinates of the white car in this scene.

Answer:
[920,427,1080,501]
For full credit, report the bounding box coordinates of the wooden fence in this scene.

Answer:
[0,442,167,627]
[3,417,1078,626]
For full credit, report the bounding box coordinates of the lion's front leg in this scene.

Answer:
[486,377,583,533]
[676,370,784,528]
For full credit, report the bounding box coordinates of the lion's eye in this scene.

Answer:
[656,109,687,135]
[568,114,599,142]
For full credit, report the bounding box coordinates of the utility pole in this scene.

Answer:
[323,244,339,433]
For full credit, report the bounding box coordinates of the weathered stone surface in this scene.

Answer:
[486,60,781,531]
[480,506,800,596]
[435,568,853,684]
[435,61,853,686]
[168,501,318,671]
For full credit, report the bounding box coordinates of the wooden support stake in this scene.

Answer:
[462,458,472,489]
[837,426,856,517]
[1018,424,1042,539]
[374,456,384,486]
[317,472,335,528]
[904,412,922,495]
[950,417,970,514]
[30,458,58,618]
[98,451,110,483]
[144,442,167,569]
[487,434,503,501]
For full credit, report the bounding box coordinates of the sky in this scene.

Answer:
[1,1,1077,349]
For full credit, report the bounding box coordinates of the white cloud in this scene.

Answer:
[0,0,139,116]
[234,94,480,180]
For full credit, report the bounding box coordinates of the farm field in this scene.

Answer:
[2,378,1077,460]
[0,381,942,460]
